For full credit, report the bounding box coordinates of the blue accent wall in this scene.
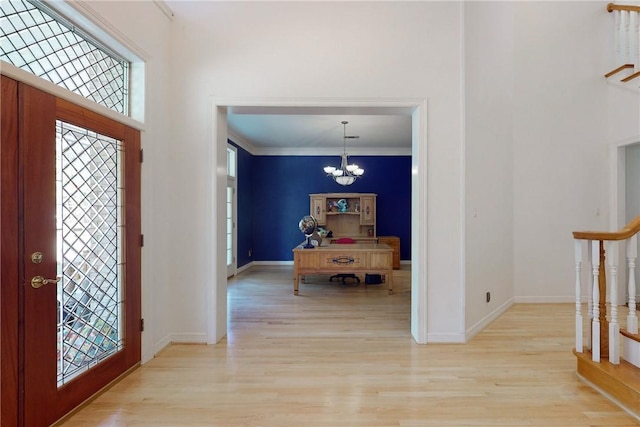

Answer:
[230,141,411,266]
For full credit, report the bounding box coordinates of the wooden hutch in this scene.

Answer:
[310,193,377,241]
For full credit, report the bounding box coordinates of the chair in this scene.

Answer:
[329,237,360,286]
[329,273,360,285]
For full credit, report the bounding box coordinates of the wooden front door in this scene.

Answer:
[1,76,141,426]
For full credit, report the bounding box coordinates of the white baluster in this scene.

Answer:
[575,239,583,353]
[637,12,640,70]
[615,10,622,65]
[592,240,601,362]
[624,11,631,64]
[627,235,638,334]
[634,11,640,70]
[608,241,620,364]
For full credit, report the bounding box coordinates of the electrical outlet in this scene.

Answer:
[486,292,491,303]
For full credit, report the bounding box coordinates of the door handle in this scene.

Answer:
[31,276,61,289]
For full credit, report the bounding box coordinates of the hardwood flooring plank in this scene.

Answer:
[59,265,640,426]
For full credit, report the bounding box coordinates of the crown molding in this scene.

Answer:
[255,147,412,156]
[227,129,258,154]
[153,1,174,21]
[225,128,412,156]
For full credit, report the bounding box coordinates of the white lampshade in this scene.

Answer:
[332,169,344,176]
[324,166,336,174]
[354,168,364,176]
[346,164,358,172]
[335,176,355,186]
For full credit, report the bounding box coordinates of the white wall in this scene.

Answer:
[464,2,516,335]
[607,82,640,145]
[81,1,175,361]
[77,1,639,355]
[166,1,466,340]
[512,1,613,302]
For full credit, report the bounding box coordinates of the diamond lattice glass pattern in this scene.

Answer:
[56,120,124,387]
[1,0,129,114]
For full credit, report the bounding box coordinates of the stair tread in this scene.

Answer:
[575,347,640,391]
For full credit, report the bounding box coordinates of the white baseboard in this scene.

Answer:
[170,332,208,343]
[241,260,410,268]
[426,332,466,343]
[150,333,208,361]
[514,295,575,303]
[465,298,515,342]
[251,260,294,266]
[236,262,253,274]
[152,335,172,358]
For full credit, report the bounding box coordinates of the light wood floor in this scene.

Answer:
[61,265,640,426]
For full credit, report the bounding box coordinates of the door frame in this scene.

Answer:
[1,74,21,427]
[611,136,640,304]
[208,98,429,345]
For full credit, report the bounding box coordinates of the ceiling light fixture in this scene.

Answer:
[323,121,364,186]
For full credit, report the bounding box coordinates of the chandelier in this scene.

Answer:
[323,121,364,186]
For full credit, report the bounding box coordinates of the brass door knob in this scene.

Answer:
[31,276,61,289]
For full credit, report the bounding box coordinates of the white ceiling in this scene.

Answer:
[226,106,413,155]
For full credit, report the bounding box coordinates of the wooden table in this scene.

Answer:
[292,242,394,295]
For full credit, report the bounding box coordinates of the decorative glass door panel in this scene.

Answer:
[56,120,124,386]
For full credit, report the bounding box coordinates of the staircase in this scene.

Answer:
[574,4,640,417]
[572,217,640,419]
[604,3,640,87]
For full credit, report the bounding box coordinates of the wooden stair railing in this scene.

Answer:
[573,215,640,241]
[573,215,640,356]
[605,3,640,84]
[572,215,640,418]
[621,70,640,82]
[604,63,634,78]
[608,3,640,13]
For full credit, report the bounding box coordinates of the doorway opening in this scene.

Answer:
[611,138,640,304]
[209,99,429,345]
